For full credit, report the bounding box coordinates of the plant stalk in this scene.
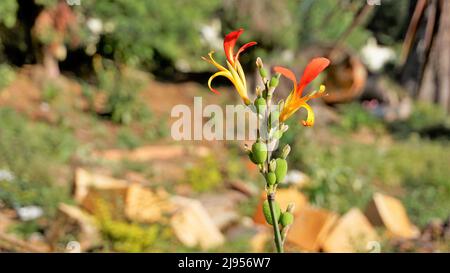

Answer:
[268,192,283,253]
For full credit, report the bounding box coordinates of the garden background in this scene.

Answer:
[0,0,449,252]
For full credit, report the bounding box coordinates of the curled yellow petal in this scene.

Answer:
[300,102,315,127]
[207,70,234,94]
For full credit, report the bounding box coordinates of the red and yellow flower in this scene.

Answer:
[274,57,330,126]
[202,29,256,105]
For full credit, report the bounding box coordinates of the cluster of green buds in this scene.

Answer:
[244,57,294,252]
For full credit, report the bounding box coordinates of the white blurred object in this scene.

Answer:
[66,241,81,253]
[0,169,14,182]
[284,170,310,188]
[360,38,396,72]
[200,20,222,50]
[87,18,103,34]
[16,206,43,221]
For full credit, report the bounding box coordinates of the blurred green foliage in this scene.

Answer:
[81,0,220,69]
[390,102,450,138]
[0,0,18,28]
[185,155,222,192]
[338,102,385,134]
[0,64,16,90]
[0,0,379,72]
[93,57,150,124]
[0,108,75,216]
[94,199,161,252]
[298,0,371,49]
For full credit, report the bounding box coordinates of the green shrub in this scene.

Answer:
[94,57,150,124]
[94,199,160,252]
[185,155,222,192]
[0,108,75,216]
[81,0,220,70]
[338,103,385,133]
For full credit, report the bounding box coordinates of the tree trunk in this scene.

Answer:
[408,0,450,112]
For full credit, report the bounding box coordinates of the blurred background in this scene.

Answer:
[0,0,449,253]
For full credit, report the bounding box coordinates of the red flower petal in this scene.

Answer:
[234,41,257,63]
[274,66,297,90]
[224,29,244,65]
[297,57,330,96]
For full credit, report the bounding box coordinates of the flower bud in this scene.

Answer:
[269,73,281,88]
[255,86,262,97]
[280,212,294,227]
[280,124,289,133]
[275,158,288,182]
[281,145,291,159]
[252,141,267,164]
[269,159,277,172]
[254,97,266,114]
[266,172,277,186]
[256,57,264,69]
[286,202,295,214]
[262,200,281,225]
[259,68,268,79]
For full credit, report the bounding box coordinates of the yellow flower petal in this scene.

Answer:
[207,70,234,94]
[300,102,315,127]
[235,61,247,90]
[227,61,249,104]
[202,51,228,71]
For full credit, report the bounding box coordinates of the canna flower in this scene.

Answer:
[274,57,330,126]
[202,28,257,105]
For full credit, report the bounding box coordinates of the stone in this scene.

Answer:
[198,191,244,230]
[170,196,225,250]
[286,205,338,251]
[365,192,419,239]
[46,203,101,251]
[93,145,210,162]
[74,168,128,203]
[322,208,378,253]
[124,184,175,223]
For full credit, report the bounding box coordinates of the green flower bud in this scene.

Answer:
[262,200,281,225]
[275,158,288,183]
[256,57,264,69]
[269,159,277,172]
[280,212,294,227]
[248,152,258,164]
[254,97,266,114]
[252,141,267,164]
[269,74,281,88]
[259,68,268,78]
[266,172,277,186]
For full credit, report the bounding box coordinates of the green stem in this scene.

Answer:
[268,192,283,253]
